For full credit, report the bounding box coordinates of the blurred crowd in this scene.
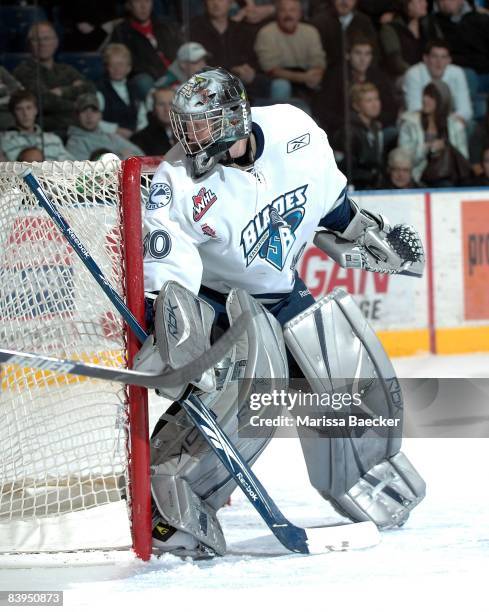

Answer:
[0,0,488,189]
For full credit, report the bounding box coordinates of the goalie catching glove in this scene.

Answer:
[315,200,425,277]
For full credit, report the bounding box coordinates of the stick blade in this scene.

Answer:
[304,521,380,553]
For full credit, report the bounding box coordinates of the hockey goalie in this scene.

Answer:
[137,67,426,558]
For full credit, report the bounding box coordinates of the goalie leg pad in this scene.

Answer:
[134,281,217,400]
[150,289,288,551]
[151,470,226,556]
[283,288,425,528]
[331,451,426,529]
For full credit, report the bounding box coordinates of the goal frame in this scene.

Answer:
[121,157,161,561]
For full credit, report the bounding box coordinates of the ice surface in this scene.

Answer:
[1,353,488,612]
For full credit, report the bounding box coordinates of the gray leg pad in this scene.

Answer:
[152,469,226,556]
[283,288,426,528]
[331,451,426,529]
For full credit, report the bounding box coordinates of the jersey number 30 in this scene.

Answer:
[143,229,172,259]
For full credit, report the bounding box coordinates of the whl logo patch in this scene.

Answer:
[240,185,308,271]
[193,187,217,221]
[287,133,310,153]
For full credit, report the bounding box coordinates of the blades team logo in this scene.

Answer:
[240,185,308,271]
[193,187,217,221]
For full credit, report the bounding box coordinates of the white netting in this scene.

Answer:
[0,159,152,553]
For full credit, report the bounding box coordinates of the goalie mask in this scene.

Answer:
[170,67,252,178]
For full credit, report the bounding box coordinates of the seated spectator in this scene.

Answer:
[469,105,489,175]
[357,0,400,26]
[232,0,276,26]
[13,21,96,136]
[427,0,489,77]
[332,82,386,189]
[254,0,325,108]
[97,43,147,140]
[427,0,489,118]
[474,146,489,186]
[311,0,378,70]
[154,42,209,89]
[403,39,473,124]
[131,86,176,155]
[0,67,22,130]
[382,147,421,188]
[1,90,74,161]
[379,0,429,77]
[189,0,271,103]
[66,93,144,161]
[398,82,471,186]
[110,0,182,100]
[17,146,45,163]
[314,35,400,134]
[58,1,119,51]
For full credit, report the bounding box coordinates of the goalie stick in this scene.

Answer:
[0,346,379,554]
[15,167,380,555]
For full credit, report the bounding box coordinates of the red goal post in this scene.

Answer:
[122,157,161,561]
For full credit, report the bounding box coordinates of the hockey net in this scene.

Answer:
[0,157,158,560]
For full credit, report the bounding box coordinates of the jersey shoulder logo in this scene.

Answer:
[240,185,308,271]
[147,183,172,210]
[287,133,310,154]
[192,187,217,221]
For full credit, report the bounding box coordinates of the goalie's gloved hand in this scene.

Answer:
[314,201,425,277]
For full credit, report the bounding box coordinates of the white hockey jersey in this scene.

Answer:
[143,104,346,297]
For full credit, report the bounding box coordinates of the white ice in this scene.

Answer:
[1,353,488,612]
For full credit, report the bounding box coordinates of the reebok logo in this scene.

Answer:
[287,133,310,153]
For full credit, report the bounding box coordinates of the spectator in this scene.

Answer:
[357,0,401,26]
[469,97,489,175]
[469,106,489,175]
[66,93,144,161]
[13,21,96,136]
[312,0,378,70]
[17,147,45,163]
[254,0,326,106]
[314,35,400,134]
[427,0,489,117]
[427,0,489,76]
[403,39,473,124]
[332,82,386,189]
[58,1,119,51]
[232,0,276,26]
[1,90,74,162]
[474,146,489,186]
[0,67,22,130]
[154,42,209,89]
[131,86,176,155]
[97,44,147,140]
[398,82,471,186]
[188,0,271,102]
[110,0,182,100]
[379,0,430,77]
[382,147,421,188]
